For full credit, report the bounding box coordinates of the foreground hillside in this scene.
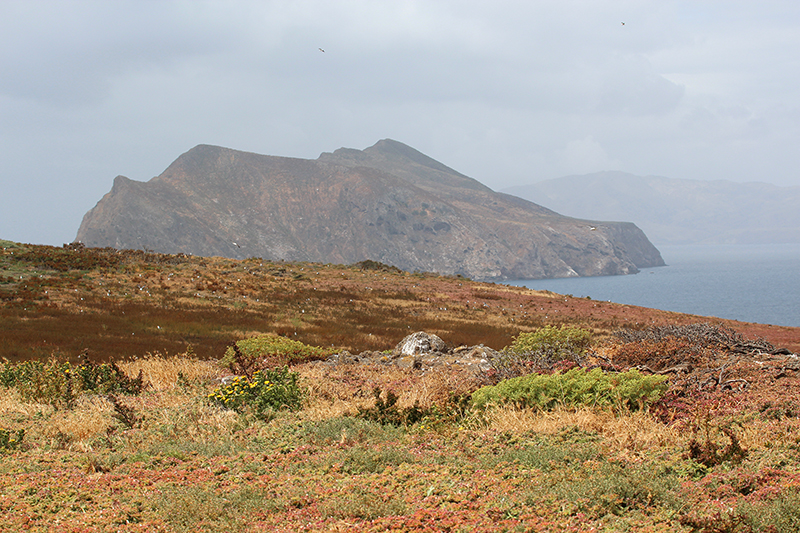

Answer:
[2,241,800,531]
[1,240,795,363]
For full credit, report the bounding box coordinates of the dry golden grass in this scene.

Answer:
[3,347,797,479]
[0,355,238,455]
[297,361,480,410]
[0,388,53,421]
[731,417,800,453]
[484,405,682,455]
[298,363,410,401]
[42,395,116,451]
[299,397,357,422]
[296,361,485,427]
[107,390,242,453]
[2,355,800,531]
[407,367,483,405]
[297,363,402,422]
[120,351,220,391]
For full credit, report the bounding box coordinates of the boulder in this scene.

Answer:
[393,332,448,357]
[322,334,499,373]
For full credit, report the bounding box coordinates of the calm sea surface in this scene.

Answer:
[504,244,800,328]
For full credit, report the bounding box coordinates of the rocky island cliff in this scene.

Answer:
[75,140,664,281]
[503,171,800,245]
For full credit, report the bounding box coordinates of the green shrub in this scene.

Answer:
[0,428,24,452]
[471,367,668,412]
[221,334,332,377]
[70,360,144,395]
[0,358,143,405]
[507,325,592,363]
[208,366,303,420]
[485,325,593,382]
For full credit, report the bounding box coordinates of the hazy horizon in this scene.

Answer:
[3,1,800,246]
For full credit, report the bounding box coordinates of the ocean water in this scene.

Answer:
[504,244,800,328]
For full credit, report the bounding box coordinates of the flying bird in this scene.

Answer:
[621,22,625,25]
[318,47,325,53]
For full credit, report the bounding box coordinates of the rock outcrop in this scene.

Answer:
[325,331,498,373]
[393,332,448,357]
[76,140,665,281]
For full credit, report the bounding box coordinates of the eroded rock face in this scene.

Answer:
[76,140,665,281]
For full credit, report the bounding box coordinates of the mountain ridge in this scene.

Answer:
[76,140,664,281]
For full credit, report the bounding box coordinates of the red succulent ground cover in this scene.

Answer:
[2,344,800,532]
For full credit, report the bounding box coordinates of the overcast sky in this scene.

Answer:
[3,0,800,246]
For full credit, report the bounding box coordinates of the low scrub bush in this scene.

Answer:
[353,259,404,274]
[484,325,593,383]
[0,358,143,405]
[508,325,593,355]
[221,334,333,377]
[417,393,475,430]
[609,337,706,370]
[614,322,775,354]
[735,487,800,533]
[687,426,747,468]
[471,367,668,412]
[0,427,24,452]
[502,325,593,370]
[207,366,303,420]
[14,243,121,272]
[682,392,749,468]
[107,394,141,429]
[491,433,599,471]
[357,387,430,427]
[615,322,735,344]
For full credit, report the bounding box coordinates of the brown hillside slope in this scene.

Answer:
[1,242,795,363]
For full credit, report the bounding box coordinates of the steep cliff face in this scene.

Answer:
[76,140,664,281]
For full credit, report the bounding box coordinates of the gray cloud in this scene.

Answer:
[2,0,799,245]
